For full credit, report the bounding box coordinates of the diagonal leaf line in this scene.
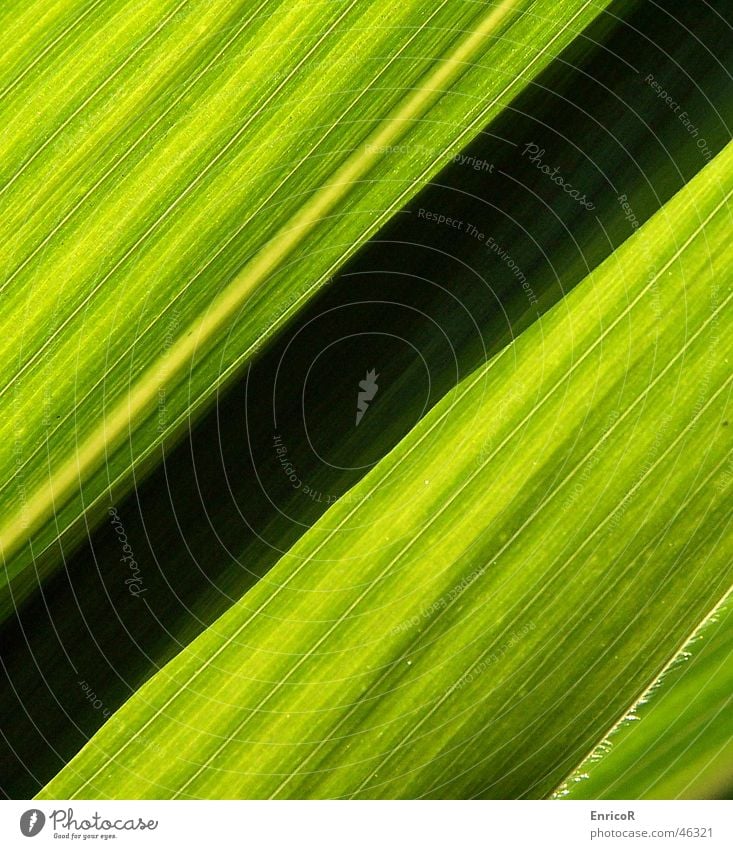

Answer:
[0,0,191,203]
[455,525,733,800]
[24,0,595,581]
[0,660,51,787]
[167,187,733,795]
[270,243,733,795]
[24,7,733,798]
[0,0,359,386]
[0,0,450,498]
[0,0,524,567]
[56,0,592,795]
[95,0,593,470]
[0,0,107,104]
[351,369,733,798]
[558,551,733,801]
[54,0,593,569]
[423,462,733,798]
[426,447,733,797]
[72,155,731,800]
[273,420,733,796]
[68,437,733,799]
[201,167,732,639]
[194,0,598,414]
[0,0,273,315]
[0,0,367,576]
[358,243,733,790]
[545,519,733,802]
[547,514,733,800]
[76,302,733,801]
[174,444,733,794]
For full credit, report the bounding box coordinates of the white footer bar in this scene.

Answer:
[2,800,730,848]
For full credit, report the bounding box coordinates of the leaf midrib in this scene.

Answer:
[0,0,557,570]
[62,138,733,800]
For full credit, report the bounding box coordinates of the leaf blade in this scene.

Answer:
[0,0,611,619]
[563,598,733,800]
[39,137,733,800]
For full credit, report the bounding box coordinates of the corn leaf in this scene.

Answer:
[7,0,733,798]
[39,136,733,799]
[0,0,612,619]
[564,600,733,800]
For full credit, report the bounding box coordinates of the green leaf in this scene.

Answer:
[8,0,733,798]
[39,136,733,800]
[0,0,611,619]
[563,598,733,800]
